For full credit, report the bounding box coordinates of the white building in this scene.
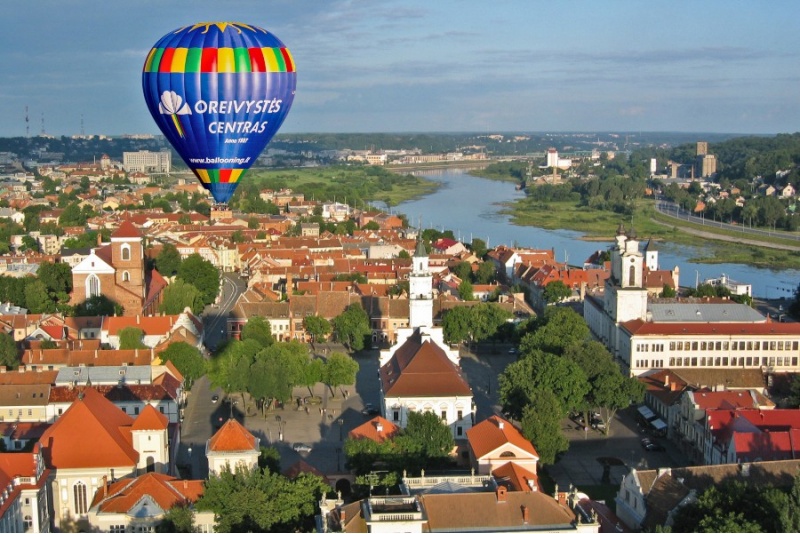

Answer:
[122,150,171,173]
[378,239,473,438]
[585,225,800,377]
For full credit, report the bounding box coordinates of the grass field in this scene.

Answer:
[503,198,800,270]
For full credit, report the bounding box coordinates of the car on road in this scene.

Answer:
[508,347,517,355]
[361,403,380,416]
[211,394,219,404]
[292,443,312,453]
[641,438,665,451]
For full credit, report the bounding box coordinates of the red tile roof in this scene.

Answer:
[39,387,138,469]
[207,419,258,452]
[112,220,141,239]
[90,472,204,513]
[380,333,471,398]
[491,461,540,492]
[622,319,800,336]
[467,415,539,460]
[348,416,399,443]
[131,404,168,431]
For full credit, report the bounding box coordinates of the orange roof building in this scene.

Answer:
[348,416,400,444]
[205,418,260,475]
[38,387,172,524]
[466,416,539,476]
[87,472,215,532]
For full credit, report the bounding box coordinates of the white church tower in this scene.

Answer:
[409,238,434,329]
[604,224,648,325]
[379,237,460,367]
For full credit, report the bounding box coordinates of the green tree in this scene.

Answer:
[394,411,455,470]
[0,334,19,369]
[323,352,359,397]
[473,261,496,284]
[74,295,123,317]
[520,389,568,465]
[241,316,274,347]
[442,306,472,344]
[470,238,488,258]
[154,503,195,533]
[470,302,513,342]
[303,315,331,344]
[457,279,474,301]
[207,339,262,394]
[155,243,182,277]
[499,350,589,420]
[520,306,589,356]
[177,254,220,307]
[25,280,55,313]
[118,327,147,349]
[37,262,72,299]
[332,303,371,350]
[196,464,329,533]
[157,342,206,388]
[542,280,572,304]
[159,279,205,315]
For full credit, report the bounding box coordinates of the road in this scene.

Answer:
[654,200,800,250]
[203,272,247,350]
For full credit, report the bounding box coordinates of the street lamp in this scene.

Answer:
[335,447,341,472]
[338,418,344,441]
[187,447,192,478]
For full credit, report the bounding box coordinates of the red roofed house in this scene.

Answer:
[466,416,539,484]
[205,418,260,475]
[0,447,50,533]
[70,220,167,317]
[87,472,214,533]
[378,240,473,439]
[38,388,171,525]
[348,416,400,444]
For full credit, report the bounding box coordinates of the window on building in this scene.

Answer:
[73,481,88,515]
[441,410,447,420]
[121,244,131,261]
[122,271,130,282]
[86,274,101,299]
[393,411,399,422]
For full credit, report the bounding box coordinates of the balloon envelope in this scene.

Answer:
[142,22,296,204]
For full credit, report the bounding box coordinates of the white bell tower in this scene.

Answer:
[409,238,433,329]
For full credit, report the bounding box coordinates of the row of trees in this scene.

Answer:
[668,475,800,532]
[441,302,513,345]
[207,317,359,413]
[498,307,644,464]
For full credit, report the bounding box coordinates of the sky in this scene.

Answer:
[1,0,799,137]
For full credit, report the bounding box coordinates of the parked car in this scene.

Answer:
[645,442,666,452]
[292,443,312,453]
[508,347,517,355]
[361,403,380,416]
[211,394,219,404]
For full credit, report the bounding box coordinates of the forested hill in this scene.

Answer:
[631,132,800,184]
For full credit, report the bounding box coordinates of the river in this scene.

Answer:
[380,168,798,300]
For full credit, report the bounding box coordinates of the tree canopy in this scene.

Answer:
[332,303,371,351]
[196,464,329,533]
[177,253,220,307]
[157,342,206,387]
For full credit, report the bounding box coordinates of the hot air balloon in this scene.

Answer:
[142,22,296,205]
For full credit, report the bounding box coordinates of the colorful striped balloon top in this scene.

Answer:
[143,22,295,73]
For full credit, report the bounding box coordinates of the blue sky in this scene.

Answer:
[1,0,799,137]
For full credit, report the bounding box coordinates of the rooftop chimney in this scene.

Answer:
[498,420,504,430]
[376,422,383,434]
[496,486,507,502]
[522,505,529,524]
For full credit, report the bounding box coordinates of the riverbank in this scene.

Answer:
[501,196,800,270]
